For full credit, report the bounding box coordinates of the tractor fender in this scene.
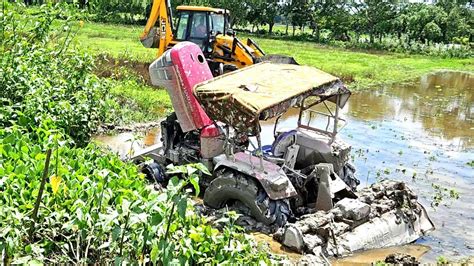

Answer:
[212,153,298,200]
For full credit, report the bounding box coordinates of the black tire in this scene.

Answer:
[204,170,291,227]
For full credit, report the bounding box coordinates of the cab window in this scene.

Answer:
[175,12,189,40]
[190,12,207,38]
[210,13,225,34]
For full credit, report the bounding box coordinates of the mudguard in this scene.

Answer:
[213,152,298,200]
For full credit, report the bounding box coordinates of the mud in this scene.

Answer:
[331,245,430,265]
[274,180,431,258]
[95,54,152,85]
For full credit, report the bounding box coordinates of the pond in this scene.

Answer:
[94,71,473,262]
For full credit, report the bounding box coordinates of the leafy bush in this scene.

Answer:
[0,4,278,264]
[1,4,110,146]
[0,126,275,264]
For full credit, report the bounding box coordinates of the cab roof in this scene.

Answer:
[176,6,229,14]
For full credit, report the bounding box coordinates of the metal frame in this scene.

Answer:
[296,95,347,141]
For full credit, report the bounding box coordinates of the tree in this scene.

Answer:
[349,0,397,43]
[261,0,279,34]
[423,21,442,44]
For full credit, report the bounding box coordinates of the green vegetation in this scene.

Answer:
[0,4,278,264]
[75,21,473,90]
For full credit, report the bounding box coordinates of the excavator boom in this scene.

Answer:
[140,0,174,56]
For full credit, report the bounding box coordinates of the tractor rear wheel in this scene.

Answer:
[204,170,290,227]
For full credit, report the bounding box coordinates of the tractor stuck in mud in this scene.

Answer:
[131,41,435,260]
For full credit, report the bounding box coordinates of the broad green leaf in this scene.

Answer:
[150,244,159,264]
[189,175,200,196]
[177,197,187,219]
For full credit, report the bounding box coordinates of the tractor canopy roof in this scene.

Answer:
[194,62,351,134]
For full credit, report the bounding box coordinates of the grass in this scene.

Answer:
[242,35,474,89]
[107,78,172,125]
[75,22,157,62]
[76,21,474,91]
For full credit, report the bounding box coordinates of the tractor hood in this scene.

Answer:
[193,62,351,134]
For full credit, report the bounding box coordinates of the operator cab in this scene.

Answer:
[174,6,230,55]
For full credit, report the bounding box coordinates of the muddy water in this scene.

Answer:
[92,127,161,159]
[94,71,473,262]
[331,245,431,265]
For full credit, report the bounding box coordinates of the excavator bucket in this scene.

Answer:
[140,27,159,49]
[256,54,299,65]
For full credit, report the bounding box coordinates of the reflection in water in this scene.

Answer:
[347,71,473,149]
[93,127,161,159]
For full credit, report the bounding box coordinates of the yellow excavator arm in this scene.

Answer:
[140,0,174,56]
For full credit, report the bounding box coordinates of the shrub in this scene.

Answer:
[1,4,109,146]
[0,4,279,264]
[0,126,276,264]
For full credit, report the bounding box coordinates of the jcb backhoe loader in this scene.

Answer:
[140,0,296,75]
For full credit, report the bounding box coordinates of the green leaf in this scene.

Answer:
[194,163,211,176]
[150,244,159,264]
[177,197,187,219]
[189,175,200,196]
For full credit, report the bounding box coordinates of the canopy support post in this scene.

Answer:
[256,133,264,170]
[332,95,339,143]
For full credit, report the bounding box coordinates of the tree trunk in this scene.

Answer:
[285,20,289,35]
[269,23,274,34]
[292,25,296,36]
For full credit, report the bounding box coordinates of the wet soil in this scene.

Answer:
[93,71,474,263]
[95,54,152,85]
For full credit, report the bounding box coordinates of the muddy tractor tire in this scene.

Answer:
[204,170,291,227]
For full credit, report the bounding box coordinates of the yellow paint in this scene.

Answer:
[140,1,265,71]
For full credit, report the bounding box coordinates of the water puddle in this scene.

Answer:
[252,233,302,260]
[331,244,431,265]
[94,71,473,262]
[93,127,161,159]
